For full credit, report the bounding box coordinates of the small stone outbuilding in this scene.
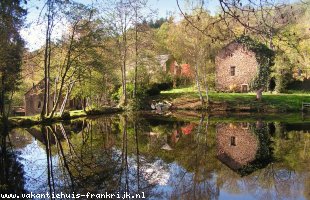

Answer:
[24,80,83,116]
[24,80,55,116]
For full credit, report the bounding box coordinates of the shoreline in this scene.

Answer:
[5,91,310,128]
[6,107,309,129]
[7,107,123,128]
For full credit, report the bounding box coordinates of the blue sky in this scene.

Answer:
[21,0,220,50]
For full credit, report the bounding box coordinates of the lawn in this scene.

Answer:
[159,86,310,112]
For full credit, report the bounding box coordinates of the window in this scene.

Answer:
[230,66,236,76]
[230,136,236,146]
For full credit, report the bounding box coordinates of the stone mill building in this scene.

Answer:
[215,37,274,92]
[24,80,83,116]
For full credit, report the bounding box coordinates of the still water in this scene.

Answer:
[1,112,310,199]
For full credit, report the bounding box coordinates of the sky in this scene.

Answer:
[20,0,220,51]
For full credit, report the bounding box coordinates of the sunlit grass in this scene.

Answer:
[159,86,310,112]
[69,110,87,117]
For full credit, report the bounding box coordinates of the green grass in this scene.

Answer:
[8,107,122,128]
[69,110,87,117]
[159,86,310,112]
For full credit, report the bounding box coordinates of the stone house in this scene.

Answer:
[24,80,83,116]
[215,42,259,92]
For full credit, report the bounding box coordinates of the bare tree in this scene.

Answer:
[41,0,56,119]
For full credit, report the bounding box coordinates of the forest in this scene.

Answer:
[1,0,310,123]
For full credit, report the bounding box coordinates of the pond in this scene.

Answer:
[1,112,310,199]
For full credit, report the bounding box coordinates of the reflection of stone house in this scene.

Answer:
[216,123,259,171]
[215,42,259,92]
[24,80,83,116]
[25,121,85,145]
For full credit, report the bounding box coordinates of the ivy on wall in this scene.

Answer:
[237,122,273,176]
[235,35,275,91]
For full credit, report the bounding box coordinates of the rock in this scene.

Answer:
[151,101,172,111]
[161,143,173,151]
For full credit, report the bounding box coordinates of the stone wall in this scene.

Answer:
[215,43,258,92]
[25,92,55,116]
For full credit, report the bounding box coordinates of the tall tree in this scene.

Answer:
[49,3,97,118]
[101,0,153,106]
[41,0,56,119]
[0,0,26,121]
[129,0,152,99]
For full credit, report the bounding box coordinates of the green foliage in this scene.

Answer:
[287,79,310,91]
[0,0,26,117]
[85,107,121,115]
[235,35,275,91]
[117,81,172,110]
[236,122,273,176]
[272,53,294,93]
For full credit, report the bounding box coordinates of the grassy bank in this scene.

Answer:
[157,87,310,112]
[8,107,122,127]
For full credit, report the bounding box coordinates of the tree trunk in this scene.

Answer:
[41,0,54,119]
[194,62,204,105]
[49,24,77,119]
[83,97,86,111]
[120,11,128,106]
[133,6,138,99]
[59,82,74,117]
[203,64,209,103]
[0,75,5,117]
[256,88,264,101]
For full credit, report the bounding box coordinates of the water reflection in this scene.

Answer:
[0,132,27,195]
[216,122,273,176]
[1,113,310,199]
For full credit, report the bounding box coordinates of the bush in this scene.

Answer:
[86,107,122,115]
[146,84,161,96]
[287,79,310,91]
[156,82,173,91]
[61,111,71,120]
[275,72,292,93]
[229,84,238,92]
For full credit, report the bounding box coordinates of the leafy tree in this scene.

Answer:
[49,3,100,117]
[0,0,26,122]
[164,11,227,104]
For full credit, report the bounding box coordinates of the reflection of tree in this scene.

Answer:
[0,134,26,195]
[6,114,310,199]
[48,125,75,193]
[23,116,160,197]
[151,114,219,199]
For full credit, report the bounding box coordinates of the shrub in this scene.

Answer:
[146,84,161,96]
[287,79,310,91]
[229,84,238,92]
[156,82,173,91]
[61,111,71,120]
